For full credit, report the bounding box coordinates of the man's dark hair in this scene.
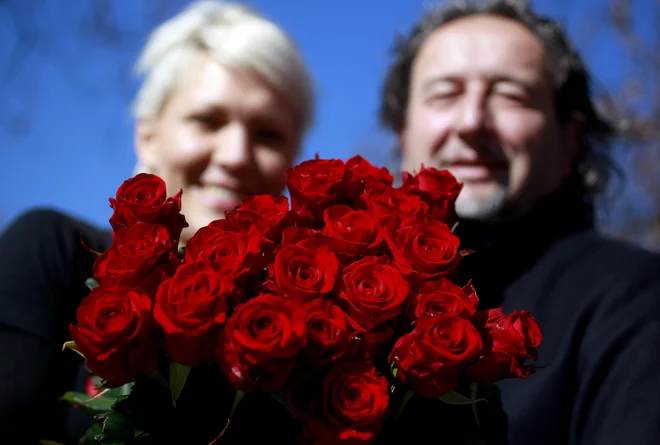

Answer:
[379,0,619,199]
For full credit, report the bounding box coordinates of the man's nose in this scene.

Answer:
[453,92,488,142]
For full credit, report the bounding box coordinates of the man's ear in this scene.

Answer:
[134,119,159,171]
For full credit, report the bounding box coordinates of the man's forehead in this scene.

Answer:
[413,14,550,84]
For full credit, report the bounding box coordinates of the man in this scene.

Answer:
[378,1,660,444]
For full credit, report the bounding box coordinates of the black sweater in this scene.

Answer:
[0,209,112,444]
[389,182,660,444]
[2,183,660,444]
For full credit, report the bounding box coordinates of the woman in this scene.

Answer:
[132,0,314,242]
[0,1,314,443]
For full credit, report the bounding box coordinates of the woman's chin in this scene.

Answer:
[185,200,234,226]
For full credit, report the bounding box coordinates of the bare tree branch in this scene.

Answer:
[597,0,660,250]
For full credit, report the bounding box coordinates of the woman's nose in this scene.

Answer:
[210,122,252,171]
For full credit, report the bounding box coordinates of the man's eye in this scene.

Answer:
[499,92,526,102]
[426,91,460,104]
[257,129,285,144]
[491,86,530,106]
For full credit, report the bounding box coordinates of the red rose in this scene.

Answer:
[339,256,409,333]
[226,195,297,246]
[70,285,158,385]
[409,279,479,322]
[465,309,542,383]
[302,299,352,366]
[346,155,393,191]
[363,183,428,234]
[286,158,352,223]
[297,361,389,445]
[509,310,542,349]
[184,222,263,285]
[93,223,180,296]
[322,206,384,265]
[153,262,235,366]
[401,167,462,225]
[387,220,461,284]
[389,315,482,398]
[109,173,188,240]
[267,227,339,303]
[217,294,306,392]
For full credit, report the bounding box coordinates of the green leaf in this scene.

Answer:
[169,362,191,407]
[394,390,414,420]
[230,389,245,419]
[207,390,245,445]
[87,377,133,400]
[98,394,152,444]
[270,390,292,415]
[470,383,481,427]
[390,362,398,379]
[87,379,169,445]
[59,391,115,415]
[77,421,103,445]
[85,277,100,290]
[105,382,134,399]
[437,390,488,406]
[89,376,133,397]
[149,370,170,390]
[91,375,105,389]
[177,247,185,258]
[98,397,134,444]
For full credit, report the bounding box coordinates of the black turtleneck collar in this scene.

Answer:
[455,177,595,308]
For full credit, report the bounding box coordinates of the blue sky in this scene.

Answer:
[0,0,651,233]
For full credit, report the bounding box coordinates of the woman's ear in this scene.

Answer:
[134,119,159,171]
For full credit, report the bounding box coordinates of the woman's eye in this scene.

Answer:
[190,115,221,129]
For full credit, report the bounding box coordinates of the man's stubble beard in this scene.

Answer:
[454,184,508,220]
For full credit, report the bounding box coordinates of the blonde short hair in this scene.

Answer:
[131,0,315,134]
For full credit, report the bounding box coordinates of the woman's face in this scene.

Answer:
[136,55,300,241]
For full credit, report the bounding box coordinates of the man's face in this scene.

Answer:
[400,15,579,219]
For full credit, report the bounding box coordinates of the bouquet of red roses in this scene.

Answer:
[60,155,542,445]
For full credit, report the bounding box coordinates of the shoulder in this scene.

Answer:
[555,228,658,261]
[519,231,660,376]
[2,207,112,253]
[4,207,103,236]
[546,229,660,284]
[516,229,660,324]
[543,230,660,318]
[0,208,112,338]
[0,207,113,303]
